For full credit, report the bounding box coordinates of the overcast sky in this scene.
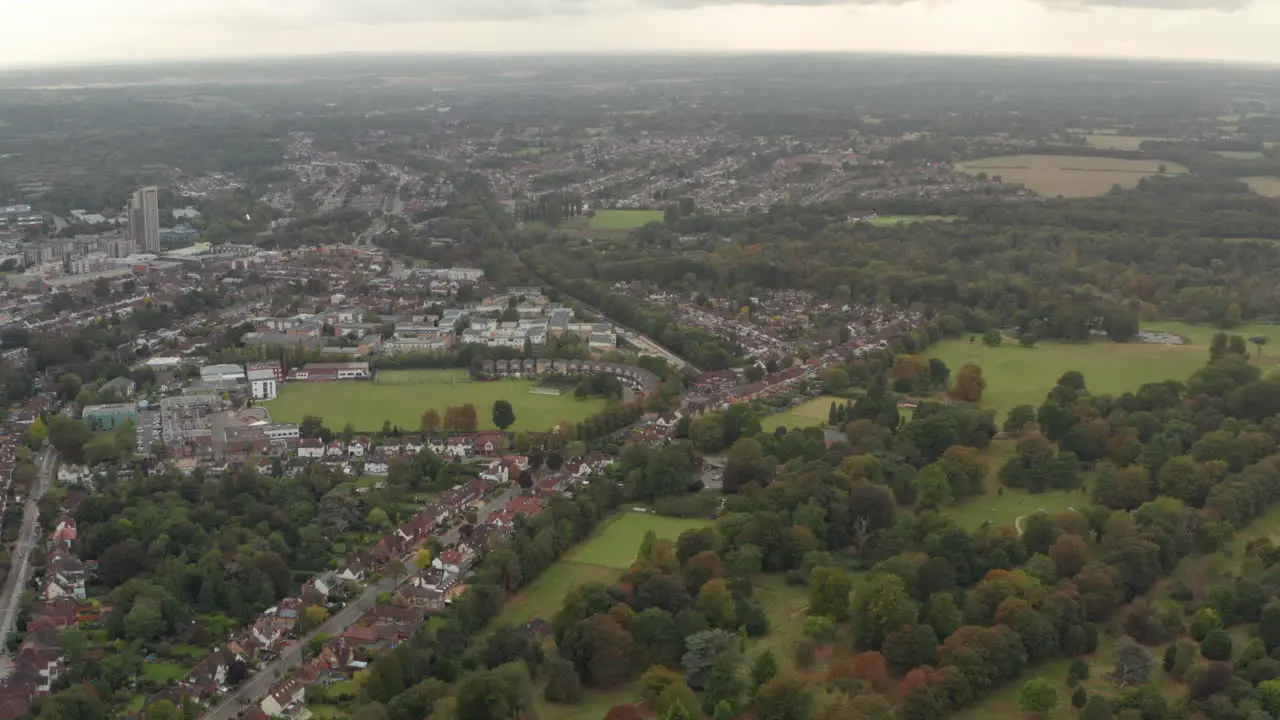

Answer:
[2,0,1278,68]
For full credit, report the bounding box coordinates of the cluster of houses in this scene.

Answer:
[167,449,618,719]
[0,513,93,720]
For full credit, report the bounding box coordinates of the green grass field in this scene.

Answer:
[866,215,961,227]
[1213,150,1266,160]
[938,440,1080,531]
[571,513,714,569]
[496,512,712,626]
[955,154,1188,197]
[264,377,606,432]
[142,661,187,683]
[589,209,664,230]
[926,338,1208,418]
[375,368,471,385]
[761,395,850,432]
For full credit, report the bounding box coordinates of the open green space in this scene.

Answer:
[866,214,961,227]
[374,368,471,385]
[926,337,1208,418]
[941,440,1082,532]
[761,395,849,432]
[264,378,606,432]
[955,154,1188,197]
[1213,150,1266,160]
[535,684,641,720]
[141,661,187,683]
[589,209,664,230]
[516,146,551,157]
[1143,321,1280,347]
[570,513,714,569]
[496,512,712,626]
[1241,176,1280,198]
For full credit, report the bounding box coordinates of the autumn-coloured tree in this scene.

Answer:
[420,409,441,435]
[848,651,890,693]
[682,551,724,594]
[892,354,929,383]
[458,403,479,432]
[951,363,986,403]
[898,666,938,705]
[442,406,462,433]
[1049,533,1090,579]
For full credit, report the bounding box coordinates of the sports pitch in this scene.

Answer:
[589,209,664,230]
[263,370,606,431]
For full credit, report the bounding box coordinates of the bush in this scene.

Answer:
[543,656,583,704]
[1190,607,1224,641]
[794,637,818,669]
[1072,687,1088,709]
[1068,657,1090,684]
[803,616,836,643]
[1201,628,1234,661]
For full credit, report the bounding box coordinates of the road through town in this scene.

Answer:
[0,447,57,678]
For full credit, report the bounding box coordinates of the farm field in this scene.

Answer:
[264,376,606,432]
[1213,150,1266,159]
[589,209,664,230]
[1241,176,1280,198]
[496,512,713,626]
[866,214,961,227]
[926,338,1207,418]
[1084,134,1159,151]
[954,154,1188,197]
[761,394,850,432]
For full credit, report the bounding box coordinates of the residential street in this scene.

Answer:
[0,447,57,678]
[201,483,522,720]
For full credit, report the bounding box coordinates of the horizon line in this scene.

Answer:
[1,48,1278,74]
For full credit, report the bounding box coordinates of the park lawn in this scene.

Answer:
[589,210,664,230]
[570,513,713,569]
[495,561,623,627]
[1163,502,1280,601]
[941,440,1082,531]
[1143,320,1280,348]
[867,215,961,227]
[536,683,641,720]
[761,395,850,432]
[748,574,817,667]
[495,512,713,626]
[263,379,606,432]
[954,154,1188,197]
[142,661,187,683]
[949,638,1137,720]
[926,338,1208,419]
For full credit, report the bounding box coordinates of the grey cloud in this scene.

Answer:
[140,0,1255,27]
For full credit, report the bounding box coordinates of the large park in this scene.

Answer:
[262,368,608,431]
